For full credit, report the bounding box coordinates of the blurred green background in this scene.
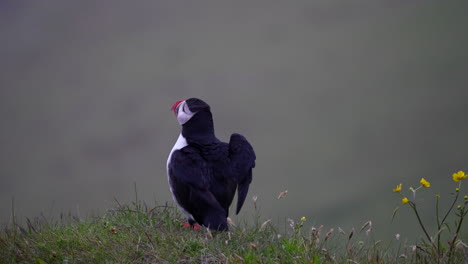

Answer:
[1,1,467,241]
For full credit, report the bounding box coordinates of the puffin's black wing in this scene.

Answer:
[229,133,256,214]
[168,146,228,231]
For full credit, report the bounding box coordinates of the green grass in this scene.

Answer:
[0,199,466,264]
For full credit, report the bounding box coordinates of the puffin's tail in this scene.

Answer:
[236,168,253,214]
[229,133,256,215]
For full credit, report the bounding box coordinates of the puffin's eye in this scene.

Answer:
[183,104,189,113]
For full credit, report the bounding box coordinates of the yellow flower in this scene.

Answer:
[402,197,409,204]
[420,178,430,188]
[301,216,306,222]
[452,171,467,182]
[393,183,402,193]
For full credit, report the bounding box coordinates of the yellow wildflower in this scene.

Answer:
[301,216,306,222]
[452,171,467,182]
[420,178,430,188]
[402,197,409,204]
[393,183,402,193]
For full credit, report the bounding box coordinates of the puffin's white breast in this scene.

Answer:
[166,133,194,221]
[167,133,188,169]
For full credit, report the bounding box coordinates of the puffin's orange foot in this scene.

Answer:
[181,222,202,230]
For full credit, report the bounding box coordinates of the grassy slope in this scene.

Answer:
[0,201,466,264]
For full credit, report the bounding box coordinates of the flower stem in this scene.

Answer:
[440,182,461,225]
[409,202,436,250]
[435,195,441,253]
[448,207,465,264]
[448,183,465,264]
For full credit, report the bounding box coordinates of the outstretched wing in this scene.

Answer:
[168,147,228,231]
[229,133,256,214]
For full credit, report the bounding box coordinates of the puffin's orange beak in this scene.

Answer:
[171,100,184,115]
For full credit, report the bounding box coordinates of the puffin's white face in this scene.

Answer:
[171,100,196,125]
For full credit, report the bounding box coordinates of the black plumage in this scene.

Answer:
[167,98,256,231]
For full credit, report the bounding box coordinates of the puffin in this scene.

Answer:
[166,98,256,231]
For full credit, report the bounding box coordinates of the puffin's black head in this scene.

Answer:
[185,98,210,112]
[171,98,216,143]
[171,98,211,125]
